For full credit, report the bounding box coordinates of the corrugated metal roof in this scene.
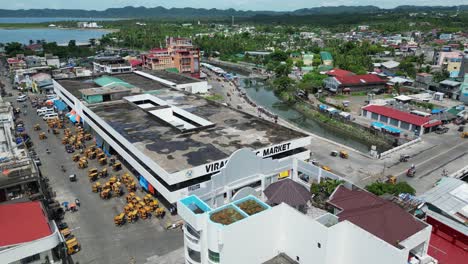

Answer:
[420,177,467,225]
[320,51,333,61]
[94,76,135,88]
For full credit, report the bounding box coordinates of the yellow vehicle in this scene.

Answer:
[60,228,72,239]
[133,196,142,206]
[34,124,41,131]
[78,159,88,169]
[386,175,397,185]
[112,183,122,196]
[84,133,92,140]
[88,173,98,182]
[124,203,134,214]
[114,213,126,226]
[97,153,105,160]
[99,168,108,178]
[126,192,136,203]
[86,151,96,159]
[53,128,60,135]
[143,194,153,205]
[144,205,152,215]
[72,154,80,162]
[321,165,332,172]
[65,237,81,255]
[112,162,122,171]
[88,168,98,176]
[150,199,159,211]
[127,182,136,192]
[92,182,102,193]
[139,208,148,219]
[127,210,138,223]
[155,207,165,218]
[100,189,111,199]
[99,157,107,165]
[339,150,349,159]
[39,132,47,140]
[461,132,468,138]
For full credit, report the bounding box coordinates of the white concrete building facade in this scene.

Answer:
[178,150,436,264]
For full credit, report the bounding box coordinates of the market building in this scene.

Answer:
[177,149,436,264]
[53,72,311,205]
[0,201,65,263]
[361,104,442,136]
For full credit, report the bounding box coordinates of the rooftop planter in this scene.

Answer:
[210,206,245,225]
[237,199,267,216]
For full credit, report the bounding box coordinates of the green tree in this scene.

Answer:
[365,181,415,196]
[5,42,24,56]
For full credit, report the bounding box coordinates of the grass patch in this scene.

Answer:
[204,93,224,101]
[351,91,367,96]
[334,94,348,99]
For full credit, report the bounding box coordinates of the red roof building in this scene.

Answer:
[0,201,51,246]
[362,105,442,136]
[325,74,386,93]
[328,186,428,247]
[325,68,355,78]
[0,201,63,263]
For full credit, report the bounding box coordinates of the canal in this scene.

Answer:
[239,78,374,153]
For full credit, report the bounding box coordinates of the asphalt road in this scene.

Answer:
[204,70,468,195]
[0,66,184,264]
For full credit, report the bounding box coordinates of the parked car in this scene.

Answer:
[16,95,27,102]
[435,126,449,134]
[43,113,58,120]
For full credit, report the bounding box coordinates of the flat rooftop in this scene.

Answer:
[56,73,170,98]
[143,69,202,84]
[89,92,306,173]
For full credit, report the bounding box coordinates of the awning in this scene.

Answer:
[423,120,442,128]
[383,125,401,134]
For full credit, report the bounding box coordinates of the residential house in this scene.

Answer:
[25,43,43,53]
[415,73,434,89]
[324,74,386,93]
[320,51,333,66]
[325,68,355,78]
[380,60,400,76]
[45,54,60,68]
[7,58,26,72]
[438,80,461,100]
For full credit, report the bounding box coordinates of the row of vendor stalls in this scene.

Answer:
[319,104,352,120]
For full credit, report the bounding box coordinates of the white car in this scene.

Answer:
[16,95,27,102]
[43,113,58,120]
[36,107,49,114]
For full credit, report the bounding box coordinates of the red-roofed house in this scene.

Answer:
[328,186,435,262]
[325,68,355,78]
[0,201,64,263]
[324,74,386,93]
[361,104,442,136]
[7,57,26,72]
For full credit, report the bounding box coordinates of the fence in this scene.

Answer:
[378,138,421,159]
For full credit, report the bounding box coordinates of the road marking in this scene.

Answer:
[396,141,468,177]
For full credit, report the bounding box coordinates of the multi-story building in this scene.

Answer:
[53,72,311,206]
[93,56,132,74]
[141,37,200,78]
[177,150,437,264]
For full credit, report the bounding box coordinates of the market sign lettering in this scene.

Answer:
[205,159,228,173]
[257,142,291,157]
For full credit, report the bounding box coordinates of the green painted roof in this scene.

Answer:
[318,65,334,71]
[94,76,135,88]
[320,51,333,61]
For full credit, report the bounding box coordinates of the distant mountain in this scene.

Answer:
[0,5,465,19]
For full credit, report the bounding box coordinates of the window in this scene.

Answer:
[390,118,399,126]
[188,248,201,263]
[400,121,410,130]
[363,110,367,116]
[371,113,379,120]
[379,115,388,123]
[21,254,40,264]
[296,256,300,261]
[208,250,220,263]
[317,243,321,248]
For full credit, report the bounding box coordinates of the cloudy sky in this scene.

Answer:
[5,0,466,11]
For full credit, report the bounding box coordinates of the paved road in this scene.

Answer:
[204,70,468,194]
[0,66,184,264]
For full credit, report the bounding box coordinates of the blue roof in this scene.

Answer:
[383,125,401,133]
[371,121,384,128]
[180,195,212,214]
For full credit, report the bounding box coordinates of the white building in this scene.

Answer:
[178,149,437,264]
[136,70,210,94]
[53,73,311,206]
[0,201,64,263]
[93,56,132,74]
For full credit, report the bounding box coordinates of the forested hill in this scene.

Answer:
[0,5,466,19]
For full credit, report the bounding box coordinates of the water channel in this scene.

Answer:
[238,78,374,153]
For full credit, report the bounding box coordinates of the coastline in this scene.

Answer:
[0,26,119,32]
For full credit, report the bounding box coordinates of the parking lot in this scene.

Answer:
[1,72,184,264]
